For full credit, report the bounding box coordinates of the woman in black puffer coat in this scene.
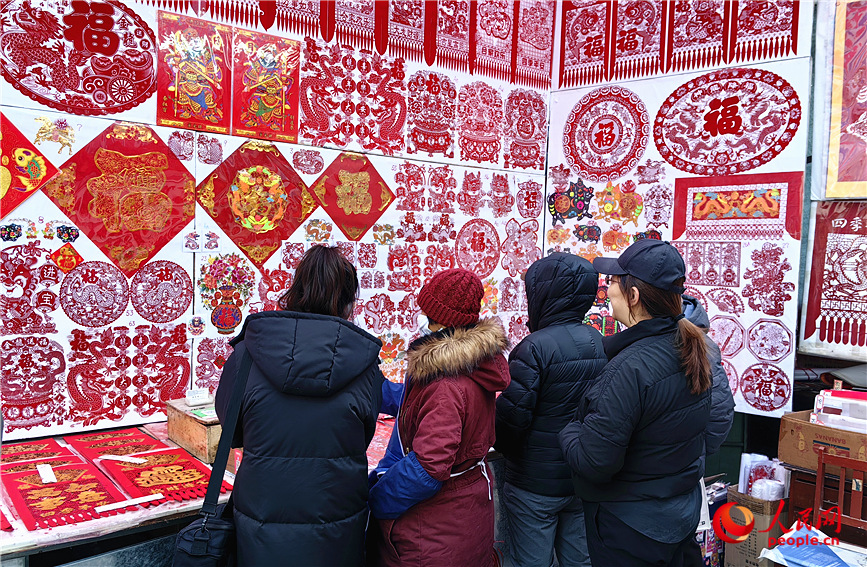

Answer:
[559,240,711,567]
[215,246,384,566]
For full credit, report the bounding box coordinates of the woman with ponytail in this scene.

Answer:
[559,240,711,567]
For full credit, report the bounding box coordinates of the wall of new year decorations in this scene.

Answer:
[548,55,810,417]
[800,201,867,362]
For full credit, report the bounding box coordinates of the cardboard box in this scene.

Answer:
[778,410,867,474]
[724,487,785,567]
[166,398,222,464]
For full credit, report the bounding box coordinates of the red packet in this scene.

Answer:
[99,448,231,506]
[2,464,132,531]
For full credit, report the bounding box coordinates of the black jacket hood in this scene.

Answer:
[231,311,382,397]
[525,253,599,332]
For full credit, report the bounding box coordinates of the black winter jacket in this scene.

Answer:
[559,316,711,503]
[215,311,384,567]
[495,253,607,496]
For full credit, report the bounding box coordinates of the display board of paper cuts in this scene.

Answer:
[547,58,810,416]
[800,201,867,362]
[824,0,867,198]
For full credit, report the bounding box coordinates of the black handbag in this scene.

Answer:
[172,347,252,567]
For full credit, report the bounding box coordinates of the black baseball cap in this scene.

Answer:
[593,239,686,294]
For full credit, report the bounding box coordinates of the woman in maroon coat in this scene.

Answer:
[368,268,510,567]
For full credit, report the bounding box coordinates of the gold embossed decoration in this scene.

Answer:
[41,122,195,277]
[1,464,128,530]
[99,448,231,505]
[196,141,314,269]
[310,152,395,241]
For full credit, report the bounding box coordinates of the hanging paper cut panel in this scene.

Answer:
[515,0,556,89]
[99,447,231,505]
[1,114,58,218]
[0,0,157,116]
[157,12,232,134]
[475,0,515,81]
[336,0,376,51]
[198,140,315,268]
[1,463,131,531]
[231,30,300,143]
[436,0,472,71]
[801,201,867,361]
[310,152,395,241]
[41,122,195,276]
[389,0,425,61]
[825,0,867,198]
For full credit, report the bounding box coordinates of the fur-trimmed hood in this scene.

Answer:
[407,317,510,388]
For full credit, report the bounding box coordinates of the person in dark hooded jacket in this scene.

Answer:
[368,268,510,567]
[494,253,606,567]
[215,245,384,567]
[559,240,711,567]
[683,295,735,456]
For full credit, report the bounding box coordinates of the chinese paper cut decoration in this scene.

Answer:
[457,82,504,164]
[299,39,407,155]
[64,427,150,447]
[1,463,131,530]
[50,243,85,273]
[802,201,867,357]
[436,0,471,71]
[516,179,544,218]
[504,89,547,171]
[0,0,157,115]
[197,253,256,335]
[825,0,867,198]
[672,241,741,288]
[195,337,233,393]
[32,116,77,157]
[406,71,457,158]
[563,86,649,182]
[515,0,555,89]
[130,260,193,324]
[2,336,67,434]
[275,0,319,36]
[747,319,793,363]
[673,172,804,241]
[740,363,791,412]
[594,180,643,227]
[198,141,314,268]
[99,447,231,504]
[1,114,58,218]
[741,243,795,318]
[455,218,501,278]
[310,152,395,241]
[1,446,78,465]
[389,0,424,61]
[705,288,746,315]
[1,438,64,456]
[708,315,746,358]
[66,324,190,427]
[0,241,61,336]
[547,175,593,225]
[157,13,232,133]
[292,149,325,175]
[501,219,541,278]
[558,0,800,88]
[475,0,515,81]
[42,122,196,276]
[76,439,168,463]
[655,68,802,175]
[1,455,84,473]
[336,0,376,51]
[60,261,129,327]
[231,30,300,142]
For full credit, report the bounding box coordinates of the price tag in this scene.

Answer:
[100,455,147,464]
[36,464,57,484]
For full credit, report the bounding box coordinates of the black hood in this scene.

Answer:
[525,253,599,332]
[231,311,382,397]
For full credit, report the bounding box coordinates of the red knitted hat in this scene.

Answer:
[417,268,483,328]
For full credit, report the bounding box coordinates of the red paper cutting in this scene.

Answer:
[457,82,504,164]
[559,0,614,88]
[1,456,85,473]
[64,427,152,447]
[157,12,232,134]
[803,201,867,346]
[0,0,157,116]
[612,0,662,80]
[231,30,300,143]
[0,242,61,336]
[276,0,319,36]
[708,315,746,358]
[1,336,67,434]
[655,68,801,176]
[455,218,501,278]
[60,261,129,327]
[741,243,795,318]
[1,438,63,456]
[198,140,315,268]
[388,0,425,61]
[195,337,234,393]
[292,149,325,175]
[501,219,541,277]
[1,463,131,531]
[747,319,793,362]
[1,114,58,218]
[99,447,231,505]
[336,0,376,51]
[672,241,741,288]
[740,363,791,412]
[666,0,725,72]
[436,0,472,71]
[672,172,804,241]
[41,122,195,277]
[77,440,169,463]
[309,152,395,241]
[406,71,457,159]
[734,1,799,62]
[130,260,193,324]
[515,0,555,89]
[475,0,515,81]
[504,89,547,171]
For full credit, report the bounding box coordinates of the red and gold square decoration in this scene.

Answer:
[76,439,169,463]
[310,152,395,241]
[64,427,150,448]
[1,112,58,218]
[41,122,195,276]
[1,464,130,531]
[232,30,300,142]
[99,448,231,505]
[197,140,317,268]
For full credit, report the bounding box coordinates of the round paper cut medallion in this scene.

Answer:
[562,86,650,182]
[740,363,791,412]
[747,319,793,362]
[60,261,129,327]
[455,219,501,278]
[654,67,801,175]
[708,315,745,357]
[720,359,739,396]
[130,261,193,323]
